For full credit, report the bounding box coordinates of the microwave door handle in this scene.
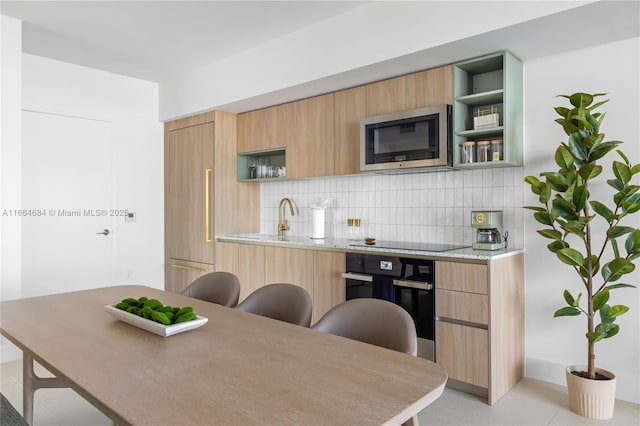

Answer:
[392,279,433,291]
[341,272,373,282]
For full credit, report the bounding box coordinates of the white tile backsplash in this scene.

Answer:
[260,167,525,248]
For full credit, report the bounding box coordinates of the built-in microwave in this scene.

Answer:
[360,104,452,172]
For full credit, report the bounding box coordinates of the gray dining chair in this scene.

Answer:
[235,283,313,327]
[180,271,241,308]
[311,298,418,356]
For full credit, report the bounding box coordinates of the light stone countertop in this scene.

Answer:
[216,233,524,262]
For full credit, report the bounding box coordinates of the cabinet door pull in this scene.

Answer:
[205,168,212,242]
[171,263,207,272]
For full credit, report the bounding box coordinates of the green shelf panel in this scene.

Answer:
[456,126,504,137]
[456,89,503,106]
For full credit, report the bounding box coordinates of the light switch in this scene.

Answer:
[125,212,136,223]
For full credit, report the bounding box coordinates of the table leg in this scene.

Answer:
[22,353,68,425]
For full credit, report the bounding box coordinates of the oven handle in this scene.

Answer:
[341,272,433,291]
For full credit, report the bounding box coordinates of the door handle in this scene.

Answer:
[96,229,110,236]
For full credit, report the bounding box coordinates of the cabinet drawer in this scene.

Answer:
[435,321,488,388]
[436,261,488,294]
[436,289,488,325]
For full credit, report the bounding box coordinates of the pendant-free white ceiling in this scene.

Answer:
[1,1,368,82]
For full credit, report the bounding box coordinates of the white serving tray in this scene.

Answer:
[104,304,208,337]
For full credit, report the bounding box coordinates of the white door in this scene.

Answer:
[21,111,116,297]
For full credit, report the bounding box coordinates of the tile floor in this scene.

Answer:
[1,358,638,426]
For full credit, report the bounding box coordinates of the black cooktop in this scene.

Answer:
[348,240,470,253]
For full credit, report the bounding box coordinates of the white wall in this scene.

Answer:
[20,54,165,296]
[0,14,23,362]
[523,37,640,404]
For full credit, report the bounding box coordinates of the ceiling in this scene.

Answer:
[0,0,368,82]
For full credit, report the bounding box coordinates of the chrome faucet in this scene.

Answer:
[278,198,295,237]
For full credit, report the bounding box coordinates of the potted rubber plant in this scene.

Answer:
[524,92,639,419]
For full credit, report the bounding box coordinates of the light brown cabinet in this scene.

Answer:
[435,254,524,405]
[286,94,335,178]
[334,86,366,176]
[215,243,345,322]
[236,65,453,179]
[165,111,259,293]
[165,260,215,294]
[365,76,406,117]
[406,66,453,109]
[237,104,287,153]
[165,121,215,264]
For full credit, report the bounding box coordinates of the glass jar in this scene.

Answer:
[460,141,476,163]
[491,139,503,161]
[476,140,491,162]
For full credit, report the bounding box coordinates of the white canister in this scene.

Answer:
[310,207,325,239]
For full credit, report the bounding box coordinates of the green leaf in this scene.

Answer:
[609,226,635,239]
[568,133,588,161]
[542,172,568,192]
[537,229,562,240]
[600,304,610,322]
[554,106,570,118]
[556,248,584,267]
[587,331,606,343]
[608,305,630,318]
[608,179,624,191]
[578,164,602,181]
[580,255,599,277]
[584,133,604,151]
[524,176,541,186]
[616,149,630,165]
[604,324,620,338]
[593,290,610,311]
[547,240,568,253]
[563,289,577,307]
[539,183,551,204]
[524,206,546,212]
[569,92,593,108]
[603,283,637,291]
[554,307,581,317]
[602,258,635,282]
[631,163,640,175]
[590,200,613,220]
[613,161,632,184]
[554,145,574,169]
[590,141,622,162]
[552,198,579,220]
[573,184,588,211]
[625,230,640,254]
[534,211,553,226]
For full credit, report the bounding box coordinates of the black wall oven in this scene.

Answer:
[342,253,435,361]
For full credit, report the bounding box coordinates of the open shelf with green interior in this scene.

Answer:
[237,149,287,182]
[452,51,522,169]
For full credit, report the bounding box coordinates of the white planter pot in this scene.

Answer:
[565,365,616,420]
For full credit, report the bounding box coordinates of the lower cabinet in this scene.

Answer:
[215,242,345,322]
[435,254,524,405]
[165,258,214,294]
[436,321,488,388]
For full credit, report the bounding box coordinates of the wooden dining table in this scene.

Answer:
[0,285,447,425]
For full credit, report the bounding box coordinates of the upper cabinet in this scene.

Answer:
[452,51,523,168]
[334,86,366,176]
[287,94,335,179]
[365,76,406,116]
[406,65,453,109]
[237,104,287,153]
